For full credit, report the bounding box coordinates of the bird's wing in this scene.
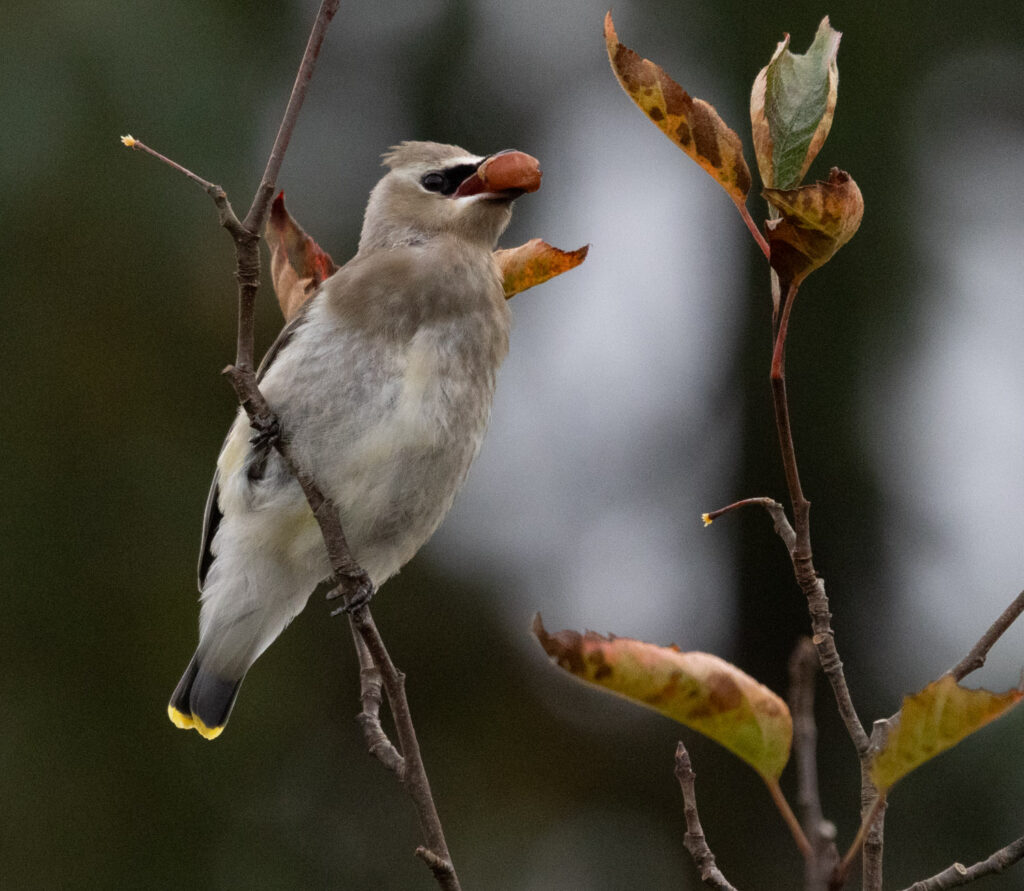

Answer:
[196,296,318,591]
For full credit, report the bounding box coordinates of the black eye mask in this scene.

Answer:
[420,163,480,196]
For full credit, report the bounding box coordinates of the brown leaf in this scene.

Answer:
[604,12,751,207]
[495,239,589,299]
[763,167,863,289]
[266,192,339,322]
[533,615,792,780]
[870,674,1024,793]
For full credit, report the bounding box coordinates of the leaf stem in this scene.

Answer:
[736,199,771,259]
[765,778,813,859]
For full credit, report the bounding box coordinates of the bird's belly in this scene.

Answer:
[304,331,493,585]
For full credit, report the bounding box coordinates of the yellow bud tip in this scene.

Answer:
[121,135,136,147]
[701,513,713,527]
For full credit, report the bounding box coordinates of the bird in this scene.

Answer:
[168,141,541,739]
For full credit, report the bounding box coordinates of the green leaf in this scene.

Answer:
[533,615,792,780]
[751,17,841,190]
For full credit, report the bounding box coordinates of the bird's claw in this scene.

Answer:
[249,416,280,450]
[328,574,375,615]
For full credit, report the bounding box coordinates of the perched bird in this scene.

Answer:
[169,141,541,739]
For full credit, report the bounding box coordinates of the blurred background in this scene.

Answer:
[3,0,1023,887]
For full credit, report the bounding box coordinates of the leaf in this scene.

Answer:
[533,615,792,780]
[751,17,841,190]
[870,674,1024,793]
[266,192,339,322]
[495,239,589,299]
[604,12,752,207]
[763,167,863,289]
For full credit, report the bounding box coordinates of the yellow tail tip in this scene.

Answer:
[167,704,224,740]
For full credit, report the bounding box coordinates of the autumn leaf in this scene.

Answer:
[266,192,339,322]
[495,239,589,299]
[763,167,863,290]
[751,17,841,191]
[604,11,752,207]
[870,674,1024,793]
[533,615,792,780]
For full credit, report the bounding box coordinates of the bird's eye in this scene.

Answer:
[421,172,446,192]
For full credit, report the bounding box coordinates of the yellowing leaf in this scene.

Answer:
[266,192,339,322]
[870,674,1024,793]
[533,615,792,780]
[604,12,752,207]
[751,17,841,190]
[763,167,863,288]
[495,238,589,299]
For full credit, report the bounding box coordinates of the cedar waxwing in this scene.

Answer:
[169,142,541,739]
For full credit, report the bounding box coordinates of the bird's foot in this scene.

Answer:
[248,414,280,451]
[327,572,376,615]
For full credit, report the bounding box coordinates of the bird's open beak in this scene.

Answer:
[453,150,542,200]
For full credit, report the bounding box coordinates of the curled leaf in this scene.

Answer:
[751,17,841,190]
[266,192,339,322]
[604,12,752,206]
[763,167,863,288]
[533,615,792,780]
[870,674,1023,793]
[495,238,589,299]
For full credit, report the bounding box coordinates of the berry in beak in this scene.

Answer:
[453,150,542,199]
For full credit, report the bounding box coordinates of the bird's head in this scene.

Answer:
[358,141,541,252]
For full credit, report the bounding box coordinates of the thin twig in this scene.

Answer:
[349,604,460,890]
[767,276,878,886]
[789,638,838,890]
[702,497,796,550]
[674,743,742,890]
[349,619,405,773]
[833,793,886,888]
[125,2,461,886]
[899,835,1024,890]
[951,590,1024,682]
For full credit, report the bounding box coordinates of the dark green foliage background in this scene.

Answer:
[2,0,1022,888]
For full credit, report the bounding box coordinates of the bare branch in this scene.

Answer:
[349,620,404,773]
[349,604,460,890]
[126,2,460,886]
[951,590,1024,682]
[900,835,1024,890]
[788,638,839,890]
[674,742,742,891]
[243,0,339,233]
[702,497,796,550]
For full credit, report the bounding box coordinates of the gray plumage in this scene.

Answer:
[169,142,535,738]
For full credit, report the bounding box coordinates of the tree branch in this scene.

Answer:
[125,2,461,886]
[789,637,838,890]
[768,280,879,886]
[347,603,460,889]
[950,589,1024,682]
[674,742,742,891]
[899,835,1024,890]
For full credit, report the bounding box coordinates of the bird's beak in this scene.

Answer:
[453,150,542,200]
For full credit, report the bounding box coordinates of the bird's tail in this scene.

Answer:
[167,653,243,741]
